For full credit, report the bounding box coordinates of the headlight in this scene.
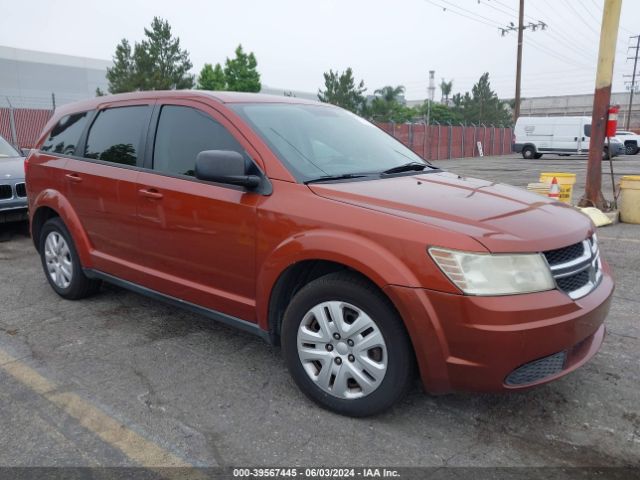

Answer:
[428,247,555,296]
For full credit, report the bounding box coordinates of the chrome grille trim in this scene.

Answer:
[545,236,601,300]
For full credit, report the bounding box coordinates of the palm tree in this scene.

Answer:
[374,85,405,103]
[440,79,453,104]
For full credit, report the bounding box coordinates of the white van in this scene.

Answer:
[513,116,623,159]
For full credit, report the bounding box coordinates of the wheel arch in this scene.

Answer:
[30,190,92,266]
[258,230,422,344]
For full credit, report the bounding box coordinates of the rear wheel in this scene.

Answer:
[522,146,536,160]
[625,142,639,155]
[281,272,415,417]
[534,153,543,159]
[39,217,101,299]
[602,147,610,160]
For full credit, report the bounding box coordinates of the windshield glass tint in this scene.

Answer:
[230,103,426,181]
[0,136,19,158]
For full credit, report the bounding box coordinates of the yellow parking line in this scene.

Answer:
[0,347,191,468]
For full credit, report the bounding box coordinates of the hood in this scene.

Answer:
[0,156,25,180]
[308,171,593,253]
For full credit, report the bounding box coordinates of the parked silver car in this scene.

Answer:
[0,136,28,223]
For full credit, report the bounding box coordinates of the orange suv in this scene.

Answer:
[26,91,613,416]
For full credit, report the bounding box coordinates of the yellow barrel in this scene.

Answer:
[539,172,577,204]
[619,175,640,224]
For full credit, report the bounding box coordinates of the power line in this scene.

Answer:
[526,36,594,69]
[430,0,504,27]
[564,0,601,37]
[424,0,502,29]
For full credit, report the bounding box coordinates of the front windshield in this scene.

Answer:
[0,136,20,158]
[230,103,428,181]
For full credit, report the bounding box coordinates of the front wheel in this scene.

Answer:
[625,143,639,155]
[522,146,536,160]
[281,272,415,417]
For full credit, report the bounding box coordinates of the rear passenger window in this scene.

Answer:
[153,105,244,177]
[584,124,591,137]
[41,112,90,155]
[84,106,148,166]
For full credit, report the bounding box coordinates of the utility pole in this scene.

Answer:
[579,0,622,210]
[514,0,524,121]
[500,2,546,122]
[624,35,640,130]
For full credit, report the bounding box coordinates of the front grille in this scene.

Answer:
[505,351,567,386]
[544,236,601,300]
[556,270,590,292]
[0,184,11,200]
[544,242,584,266]
[15,183,26,197]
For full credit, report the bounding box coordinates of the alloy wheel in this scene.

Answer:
[44,231,73,289]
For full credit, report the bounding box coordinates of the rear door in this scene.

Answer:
[135,100,262,321]
[66,101,154,278]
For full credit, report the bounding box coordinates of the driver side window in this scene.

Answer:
[153,105,245,177]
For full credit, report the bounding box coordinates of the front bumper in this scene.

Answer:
[385,264,614,394]
[0,179,28,223]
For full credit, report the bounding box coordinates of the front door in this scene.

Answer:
[135,101,261,321]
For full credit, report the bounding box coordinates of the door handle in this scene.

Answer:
[65,173,82,183]
[574,137,578,141]
[138,188,163,199]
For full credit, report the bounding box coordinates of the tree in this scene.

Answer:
[440,79,453,104]
[106,39,137,93]
[106,17,194,93]
[197,63,226,90]
[370,85,413,122]
[415,101,462,124]
[223,45,261,92]
[317,68,367,113]
[458,73,512,125]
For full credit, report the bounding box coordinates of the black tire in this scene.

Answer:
[534,153,543,159]
[281,272,415,417]
[39,217,101,299]
[625,143,639,155]
[522,146,536,159]
[602,147,610,160]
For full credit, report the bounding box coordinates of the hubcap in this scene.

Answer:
[296,301,388,399]
[44,231,73,289]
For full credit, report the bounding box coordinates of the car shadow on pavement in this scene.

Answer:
[0,221,30,242]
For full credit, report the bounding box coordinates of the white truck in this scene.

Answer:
[513,116,624,159]
[615,130,640,155]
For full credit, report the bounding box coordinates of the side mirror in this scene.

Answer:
[195,150,261,190]
[20,148,31,157]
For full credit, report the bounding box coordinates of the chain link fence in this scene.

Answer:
[0,96,55,149]
[374,121,513,161]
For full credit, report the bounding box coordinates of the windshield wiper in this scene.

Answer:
[305,173,369,184]
[381,162,429,175]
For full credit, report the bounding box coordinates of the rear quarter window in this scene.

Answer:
[84,106,149,166]
[41,112,91,155]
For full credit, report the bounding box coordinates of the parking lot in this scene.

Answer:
[0,153,639,472]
